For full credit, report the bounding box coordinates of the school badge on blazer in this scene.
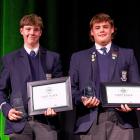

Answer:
[46,73,52,80]
[91,51,96,62]
[121,70,127,82]
[112,52,118,60]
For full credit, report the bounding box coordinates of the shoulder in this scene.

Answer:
[46,50,60,57]
[119,47,133,53]
[112,44,133,53]
[119,48,134,56]
[71,48,92,59]
[1,49,21,63]
[112,44,134,55]
[40,48,61,62]
[40,47,60,56]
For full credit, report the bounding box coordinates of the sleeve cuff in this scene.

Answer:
[1,103,12,117]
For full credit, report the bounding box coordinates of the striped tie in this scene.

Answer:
[100,47,107,55]
[30,50,36,57]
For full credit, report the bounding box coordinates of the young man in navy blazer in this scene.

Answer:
[0,14,62,140]
[69,13,140,140]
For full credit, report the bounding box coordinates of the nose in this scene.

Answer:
[29,29,35,34]
[100,27,104,32]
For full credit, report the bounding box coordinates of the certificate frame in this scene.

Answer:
[27,76,73,115]
[100,83,140,107]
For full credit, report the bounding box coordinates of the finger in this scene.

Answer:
[91,97,100,105]
[51,109,57,116]
[47,108,52,115]
[44,110,47,116]
[120,104,130,112]
[95,99,100,106]
[8,109,17,120]
[82,98,92,106]
[12,112,22,119]
[9,114,19,120]
[44,108,53,116]
[121,104,126,111]
[94,98,100,106]
[81,96,87,100]
[44,108,56,116]
[81,96,89,103]
[90,98,97,106]
[124,104,132,112]
[9,116,16,121]
[87,98,100,108]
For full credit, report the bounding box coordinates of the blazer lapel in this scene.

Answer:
[38,47,47,80]
[18,48,32,79]
[90,46,98,82]
[89,46,100,98]
[108,45,119,81]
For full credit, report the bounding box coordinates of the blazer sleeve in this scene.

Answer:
[128,49,140,82]
[0,56,12,117]
[69,53,82,105]
[52,53,63,78]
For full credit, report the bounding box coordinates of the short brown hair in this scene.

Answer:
[89,13,116,42]
[20,13,44,29]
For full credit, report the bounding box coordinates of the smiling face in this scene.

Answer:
[89,13,116,46]
[20,25,42,49]
[19,14,43,49]
[90,21,114,46]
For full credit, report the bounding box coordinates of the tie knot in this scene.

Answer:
[100,47,107,55]
[30,50,36,57]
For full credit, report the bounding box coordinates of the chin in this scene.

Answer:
[99,41,107,46]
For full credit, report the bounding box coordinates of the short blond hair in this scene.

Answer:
[20,13,43,29]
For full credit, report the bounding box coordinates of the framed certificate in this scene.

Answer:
[27,76,73,115]
[100,83,140,107]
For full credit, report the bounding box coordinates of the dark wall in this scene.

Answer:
[33,0,140,75]
[56,0,140,75]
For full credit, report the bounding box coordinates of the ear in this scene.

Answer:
[111,27,114,34]
[20,28,23,35]
[39,30,42,36]
[90,29,94,36]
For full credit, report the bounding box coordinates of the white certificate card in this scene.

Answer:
[33,83,67,110]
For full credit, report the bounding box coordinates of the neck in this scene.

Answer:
[25,43,39,49]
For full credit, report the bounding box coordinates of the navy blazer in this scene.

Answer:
[69,44,140,133]
[0,47,62,134]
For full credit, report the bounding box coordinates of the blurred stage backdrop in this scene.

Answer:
[0,0,140,140]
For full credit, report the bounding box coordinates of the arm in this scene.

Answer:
[0,56,28,120]
[128,49,140,82]
[0,56,15,118]
[52,53,63,78]
[69,53,82,105]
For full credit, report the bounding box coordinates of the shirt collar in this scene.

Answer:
[24,44,39,55]
[95,42,111,54]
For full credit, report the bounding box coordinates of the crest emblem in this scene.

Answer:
[46,73,52,80]
[112,52,118,60]
[121,70,127,82]
[91,52,96,62]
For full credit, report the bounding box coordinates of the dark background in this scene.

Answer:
[36,0,140,75]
